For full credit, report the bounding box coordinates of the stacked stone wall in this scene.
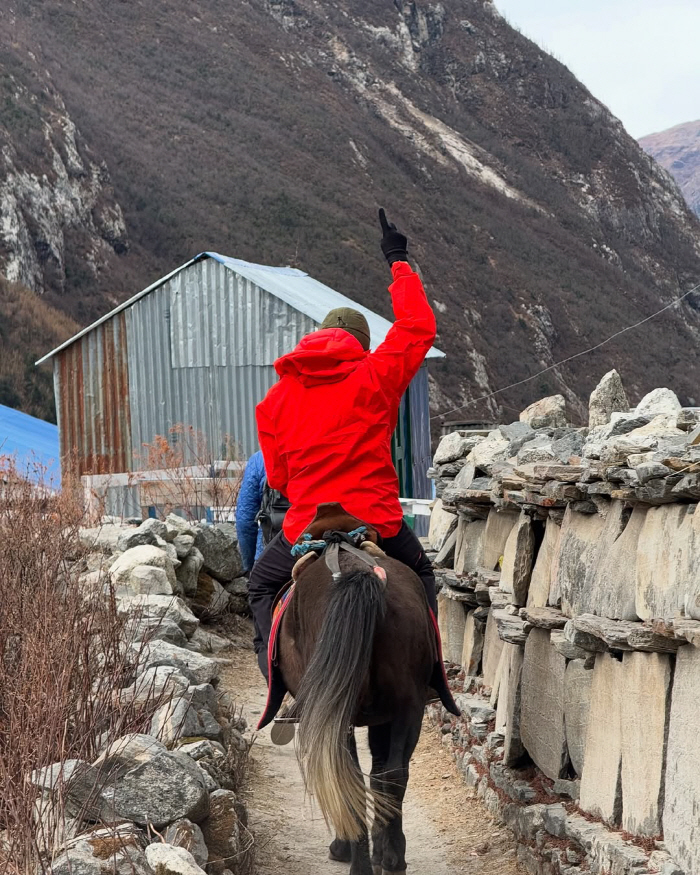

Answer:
[428,375,700,875]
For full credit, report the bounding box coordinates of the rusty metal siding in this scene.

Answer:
[55,312,132,477]
[126,260,311,463]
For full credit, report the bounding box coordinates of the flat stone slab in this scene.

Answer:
[527,518,560,608]
[563,659,594,778]
[493,609,528,645]
[500,512,535,606]
[482,509,519,573]
[579,653,623,825]
[428,499,458,551]
[636,504,697,620]
[572,614,682,653]
[482,610,505,689]
[454,518,487,576]
[437,590,468,665]
[521,606,567,630]
[664,646,700,874]
[520,629,569,780]
[621,651,672,837]
[502,645,526,767]
[461,611,484,676]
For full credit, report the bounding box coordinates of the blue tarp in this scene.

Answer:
[0,405,61,488]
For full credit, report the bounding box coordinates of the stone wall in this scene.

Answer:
[428,373,700,875]
[35,515,251,875]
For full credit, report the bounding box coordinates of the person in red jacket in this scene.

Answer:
[249,209,437,675]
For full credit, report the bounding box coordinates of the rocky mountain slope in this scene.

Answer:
[2,0,700,425]
[640,120,700,218]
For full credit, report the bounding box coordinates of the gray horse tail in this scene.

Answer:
[294,568,391,841]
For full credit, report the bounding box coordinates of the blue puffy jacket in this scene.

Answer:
[236,451,266,573]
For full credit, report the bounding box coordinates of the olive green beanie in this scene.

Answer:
[320,307,371,351]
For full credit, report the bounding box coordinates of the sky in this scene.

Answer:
[494,0,700,138]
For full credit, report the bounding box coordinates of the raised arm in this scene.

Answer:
[368,209,437,396]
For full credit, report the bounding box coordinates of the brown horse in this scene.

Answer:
[276,505,439,875]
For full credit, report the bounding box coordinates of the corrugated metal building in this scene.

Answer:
[37,252,443,500]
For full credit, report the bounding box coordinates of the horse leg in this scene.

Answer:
[329,838,352,863]
[344,730,374,875]
[375,709,424,875]
[368,723,392,875]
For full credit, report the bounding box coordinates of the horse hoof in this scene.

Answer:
[329,839,352,863]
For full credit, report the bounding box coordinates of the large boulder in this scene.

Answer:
[193,525,242,583]
[79,524,126,554]
[111,545,177,590]
[519,395,567,429]
[94,734,168,770]
[101,751,209,828]
[588,370,629,428]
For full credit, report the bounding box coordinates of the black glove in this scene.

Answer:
[379,208,408,266]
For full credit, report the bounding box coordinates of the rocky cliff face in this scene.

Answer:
[3,0,700,421]
[0,62,128,305]
[640,120,700,218]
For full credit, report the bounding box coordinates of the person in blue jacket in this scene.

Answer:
[236,451,267,574]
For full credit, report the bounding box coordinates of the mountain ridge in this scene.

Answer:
[2,0,700,425]
[640,119,700,219]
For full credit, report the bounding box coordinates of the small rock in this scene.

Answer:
[111,546,177,590]
[177,548,204,598]
[151,697,223,746]
[145,843,207,875]
[135,640,221,685]
[166,514,196,538]
[165,819,209,868]
[635,388,682,418]
[116,595,199,638]
[588,370,629,428]
[193,525,242,583]
[120,665,190,706]
[519,395,567,429]
[434,432,484,465]
[173,535,196,559]
[187,627,231,654]
[192,573,231,619]
[201,790,241,864]
[677,408,700,431]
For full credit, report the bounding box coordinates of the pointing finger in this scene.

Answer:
[379,208,391,233]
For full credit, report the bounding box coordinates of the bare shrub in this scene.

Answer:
[0,465,164,874]
[136,424,244,521]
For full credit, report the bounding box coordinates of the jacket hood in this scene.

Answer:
[275,328,368,386]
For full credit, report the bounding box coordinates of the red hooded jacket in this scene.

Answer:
[256,261,436,543]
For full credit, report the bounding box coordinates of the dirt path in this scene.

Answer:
[217,622,522,875]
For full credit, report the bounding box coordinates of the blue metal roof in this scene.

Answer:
[0,405,61,487]
[37,252,445,363]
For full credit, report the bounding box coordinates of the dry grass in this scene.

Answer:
[0,467,163,874]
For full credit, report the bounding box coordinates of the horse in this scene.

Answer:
[273,504,444,875]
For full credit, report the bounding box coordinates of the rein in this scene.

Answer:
[291,526,387,584]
